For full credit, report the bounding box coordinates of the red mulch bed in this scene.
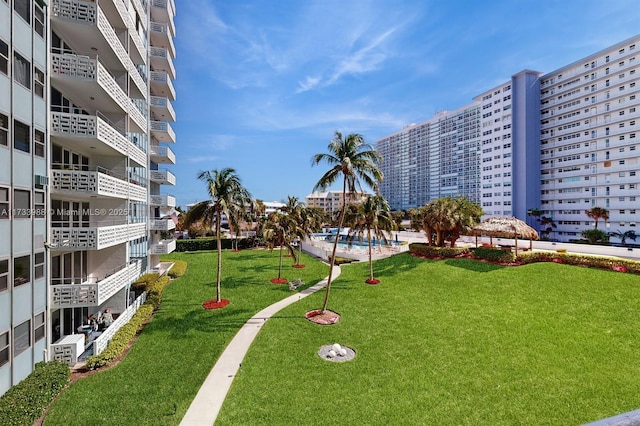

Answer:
[365,278,380,285]
[270,278,288,284]
[292,264,306,269]
[202,299,230,310]
[232,249,241,252]
[305,309,340,325]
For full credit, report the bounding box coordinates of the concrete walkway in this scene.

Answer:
[180,266,341,425]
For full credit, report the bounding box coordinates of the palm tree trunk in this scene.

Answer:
[278,243,283,279]
[368,229,373,281]
[320,179,347,313]
[215,211,222,303]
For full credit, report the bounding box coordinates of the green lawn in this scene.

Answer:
[216,254,640,425]
[43,250,328,426]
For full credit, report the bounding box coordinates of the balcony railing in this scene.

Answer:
[51,260,145,308]
[151,0,176,36]
[149,145,176,164]
[149,169,176,185]
[149,194,176,207]
[51,166,147,201]
[150,218,176,231]
[150,71,176,101]
[150,46,176,80]
[51,0,148,99]
[150,95,176,122]
[150,239,176,254]
[150,120,176,143]
[51,52,129,113]
[149,21,176,59]
[51,222,147,250]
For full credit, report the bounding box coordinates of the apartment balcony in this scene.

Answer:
[150,120,176,143]
[99,0,147,65]
[51,53,129,114]
[51,167,147,202]
[149,145,176,164]
[150,71,176,100]
[150,218,176,231]
[51,0,147,99]
[150,239,176,255]
[51,111,147,167]
[50,221,147,251]
[150,95,176,122]
[150,46,176,80]
[149,169,176,185]
[51,260,145,308]
[150,21,176,59]
[149,194,176,208]
[150,0,176,35]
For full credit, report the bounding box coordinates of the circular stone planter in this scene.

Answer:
[202,299,229,310]
[317,344,356,362]
[305,309,340,325]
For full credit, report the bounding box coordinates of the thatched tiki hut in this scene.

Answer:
[470,216,539,256]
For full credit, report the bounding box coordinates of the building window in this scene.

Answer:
[0,113,7,147]
[34,312,45,342]
[0,330,8,367]
[34,252,44,279]
[34,67,44,98]
[13,52,30,89]
[34,2,45,37]
[14,0,31,23]
[0,259,7,293]
[0,187,7,219]
[13,120,30,153]
[0,39,8,75]
[34,129,44,157]
[14,255,30,287]
[13,320,31,357]
[13,189,30,218]
[34,190,45,217]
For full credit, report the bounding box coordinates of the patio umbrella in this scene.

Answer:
[469,216,539,256]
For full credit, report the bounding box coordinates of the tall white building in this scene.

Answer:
[377,34,640,243]
[377,105,481,211]
[540,36,639,241]
[0,0,177,396]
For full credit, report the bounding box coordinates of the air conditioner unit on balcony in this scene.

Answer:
[35,175,49,188]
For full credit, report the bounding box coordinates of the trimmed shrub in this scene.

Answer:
[0,361,70,426]
[474,247,516,263]
[85,304,154,370]
[517,251,640,274]
[132,273,160,292]
[167,260,187,278]
[147,276,171,309]
[409,243,469,258]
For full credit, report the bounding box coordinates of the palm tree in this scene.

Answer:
[280,195,304,262]
[184,168,252,304]
[585,207,609,229]
[344,195,395,283]
[391,210,405,232]
[291,206,325,267]
[609,229,637,246]
[262,212,296,282]
[312,131,383,314]
[539,216,557,240]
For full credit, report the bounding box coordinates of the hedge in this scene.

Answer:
[85,304,155,370]
[176,237,255,252]
[473,247,516,263]
[167,260,187,278]
[0,361,70,426]
[517,251,640,273]
[409,243,469,259]
[85,266,179,370]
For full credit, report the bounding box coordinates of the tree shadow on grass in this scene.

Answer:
[145,306,256,339]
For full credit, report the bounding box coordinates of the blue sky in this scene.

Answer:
[169,0,640,208]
